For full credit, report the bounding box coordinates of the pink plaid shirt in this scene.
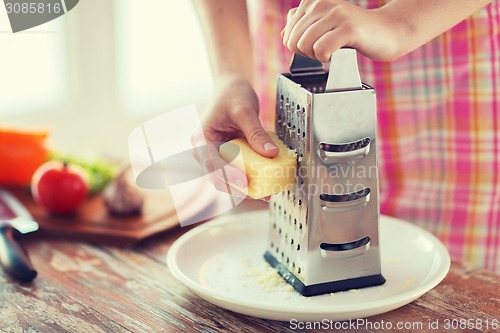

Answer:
[250,0,500,272]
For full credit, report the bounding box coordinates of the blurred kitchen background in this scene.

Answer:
[1,0,232,161]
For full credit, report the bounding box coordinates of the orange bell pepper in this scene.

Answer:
[0,126,50,186]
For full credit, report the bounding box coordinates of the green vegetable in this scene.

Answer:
[50,152,118,195]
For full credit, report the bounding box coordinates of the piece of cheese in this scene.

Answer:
[219,132,296,199]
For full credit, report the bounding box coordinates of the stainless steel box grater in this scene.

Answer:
[264,49,385,296]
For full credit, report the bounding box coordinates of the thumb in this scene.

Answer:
[237,114,280,158]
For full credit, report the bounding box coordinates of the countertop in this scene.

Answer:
[1,199,499,333]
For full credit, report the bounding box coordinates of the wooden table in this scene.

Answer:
[1,200,499,333]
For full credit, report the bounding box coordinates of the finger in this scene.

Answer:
[260,195,271,203]
[281,7,297,38]
[296,19,331,59]
[197,142,247,188]
[196,141,249,197]
[287,7,297,19]
[235,112,280,158]
[192,140,220,174]
[191,127,209,165]
[190,126,206,147]
[213,155,248,188]
[313,29,349,63]
[286,14,321,56]
[212,144,248,197]
[282,7,304,47]
[191,128,211,175]
[208,166,248,198]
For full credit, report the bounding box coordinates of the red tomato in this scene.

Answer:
[31,161,89,214]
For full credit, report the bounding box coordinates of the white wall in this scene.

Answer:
[1,0,213,161]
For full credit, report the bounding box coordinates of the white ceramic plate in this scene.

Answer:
[167,211,450,322]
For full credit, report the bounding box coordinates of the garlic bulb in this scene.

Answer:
[102,168,144,216]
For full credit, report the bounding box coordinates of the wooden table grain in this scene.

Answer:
[1,200,499,333]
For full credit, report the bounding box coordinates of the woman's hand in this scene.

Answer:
[192,74,278,197]
[200,74,278,156]
[193,0,280,199]
[282,0,402,62]
[282,0,493,63]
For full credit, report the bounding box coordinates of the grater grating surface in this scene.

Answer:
[264,49,385,297]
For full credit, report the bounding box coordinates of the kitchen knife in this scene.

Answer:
[0,189,39,282]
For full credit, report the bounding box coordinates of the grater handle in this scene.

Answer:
[289,49,363,91]
[325,48,362,92]
[290,54,324,74]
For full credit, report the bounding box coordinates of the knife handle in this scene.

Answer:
[0,226,37,282]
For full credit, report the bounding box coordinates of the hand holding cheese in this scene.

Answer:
[219,133,297,199]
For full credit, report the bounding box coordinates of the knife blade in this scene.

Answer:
[0,189,38,282]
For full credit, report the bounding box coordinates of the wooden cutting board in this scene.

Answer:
[9,184,184,247]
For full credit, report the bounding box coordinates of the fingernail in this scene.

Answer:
[260,195,271,202]
[264,143,278,151]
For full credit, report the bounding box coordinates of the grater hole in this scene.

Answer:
[279,228,282,234]
[297,104,300,110]
[299,223,303,230]
[291,239,294,245]
[286,257,289,264]
[270,242,274,248]
[275,247,279,253]
[294,218,297,226]
[298,199,302,206]
[292,262,296,268]
[302,131,306,138]
[297,153,304,164]
[297,244,301,251]
[298,267,302,274]
[281,251,284,258]
[273,223,276,229]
